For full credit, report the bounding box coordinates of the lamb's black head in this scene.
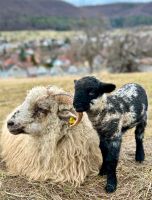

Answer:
[73,76,116,112]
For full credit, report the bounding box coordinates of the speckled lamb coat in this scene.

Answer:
[89,83,148,139]
[73,76,148,193]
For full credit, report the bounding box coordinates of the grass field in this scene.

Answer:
[0,30,77,42]
[0,72,152,200]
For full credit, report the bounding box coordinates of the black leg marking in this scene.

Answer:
[105,159,118,193]
[135,121,146,162]
[100,137,122,193]
[99,140,108,176]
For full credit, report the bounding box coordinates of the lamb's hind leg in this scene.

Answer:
[135,120,146,162]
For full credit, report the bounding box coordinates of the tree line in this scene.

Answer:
[0,16,152,31]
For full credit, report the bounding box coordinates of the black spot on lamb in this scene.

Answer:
[72,76,148,193]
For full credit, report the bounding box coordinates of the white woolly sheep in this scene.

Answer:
[73,76,148,192]
[1,85,101,186]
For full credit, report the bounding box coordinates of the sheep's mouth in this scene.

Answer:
[9,127,26,135]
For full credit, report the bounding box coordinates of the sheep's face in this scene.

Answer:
[7,86,74,136]
[73,76,116,112]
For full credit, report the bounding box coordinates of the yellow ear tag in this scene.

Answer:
[69,117,76,125]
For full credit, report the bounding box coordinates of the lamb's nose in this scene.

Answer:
[7,120,15,127]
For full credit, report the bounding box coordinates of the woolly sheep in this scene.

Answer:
[1,85,102,186]
[73,76,148,192]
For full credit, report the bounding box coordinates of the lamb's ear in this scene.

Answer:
[74,80,77,85]
[58,109,77,125]
[100,83,116,93]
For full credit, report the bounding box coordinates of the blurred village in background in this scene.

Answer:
[0,0,152,78]
[1,27,152,78]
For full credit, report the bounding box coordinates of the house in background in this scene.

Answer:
[37,66,49,76]
[27,66,49,77]
[7,65,27,78]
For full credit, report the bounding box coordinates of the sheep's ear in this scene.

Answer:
[58,110,76,125]
[100,83,116,93]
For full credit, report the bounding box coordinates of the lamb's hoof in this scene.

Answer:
[136,153,145,163]
[105,184,116,193]
[99,169,107,176]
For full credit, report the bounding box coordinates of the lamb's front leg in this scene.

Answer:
[99,139,108,176]
[102,137,122,193]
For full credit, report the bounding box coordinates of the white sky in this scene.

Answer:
[63,0,152,6]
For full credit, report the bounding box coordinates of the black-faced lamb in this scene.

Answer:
[72,76,148,192]
[1,85,101,186]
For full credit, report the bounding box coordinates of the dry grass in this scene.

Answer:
[0,72,152,200]
[0,30,77,42]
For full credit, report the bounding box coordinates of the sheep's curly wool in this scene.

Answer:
[1,86,101,186]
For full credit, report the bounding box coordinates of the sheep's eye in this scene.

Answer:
[37,107,48,114]
[33,106,48,117]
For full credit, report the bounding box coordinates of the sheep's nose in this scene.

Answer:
[7,120,15,127]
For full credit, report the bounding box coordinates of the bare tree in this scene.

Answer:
[106,33,139,73]
[71,18,108,73]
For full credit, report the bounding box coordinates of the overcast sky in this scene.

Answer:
[63,0,152,6]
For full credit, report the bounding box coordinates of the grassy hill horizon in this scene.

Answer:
[0,0,152,30]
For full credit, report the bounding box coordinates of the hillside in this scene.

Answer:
[0,0,152,30]
[82,2,152,27]
[0,0,80,17]
[83,2,152,18]
[0,0,81,30]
